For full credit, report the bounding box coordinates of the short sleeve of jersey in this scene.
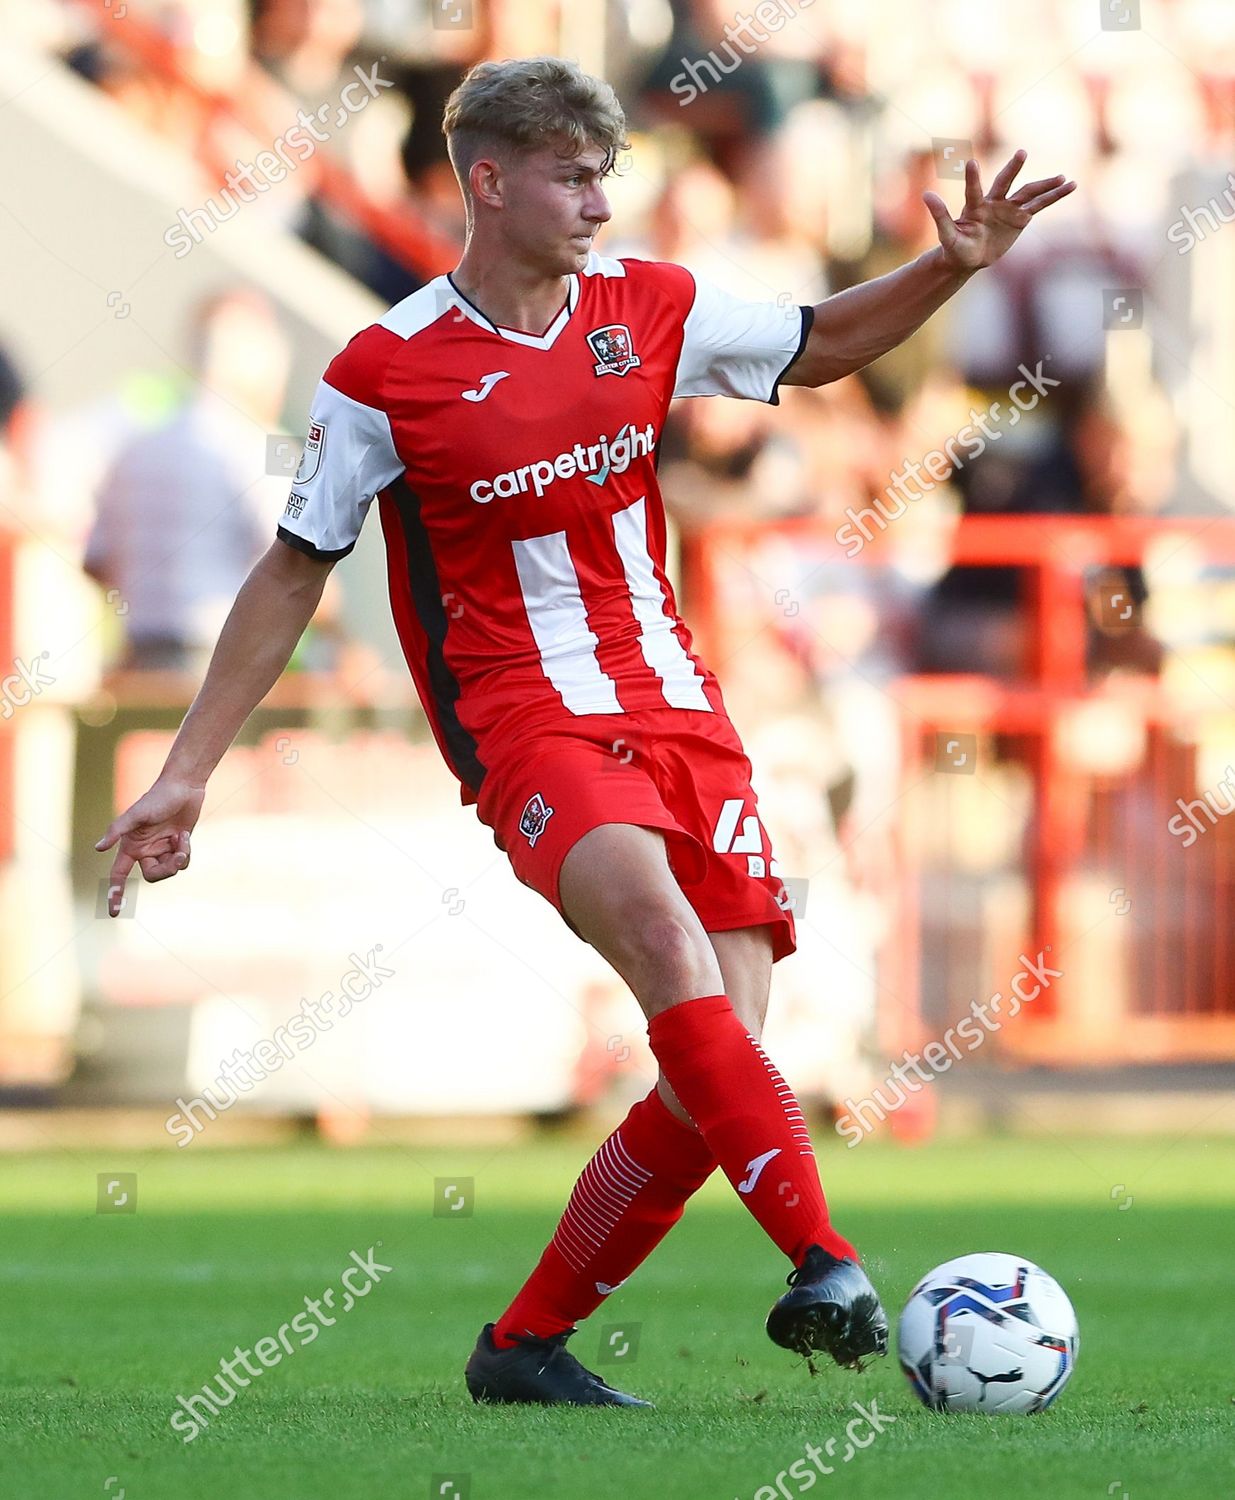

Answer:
[671,268,814,405]
[277,331,404,561]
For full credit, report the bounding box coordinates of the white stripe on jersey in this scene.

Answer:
[511,529,623,713]
[611,497,711,711]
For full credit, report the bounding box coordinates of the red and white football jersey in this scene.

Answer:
[278,252,812,806]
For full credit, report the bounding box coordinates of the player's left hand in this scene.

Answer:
[923,150,1076,272]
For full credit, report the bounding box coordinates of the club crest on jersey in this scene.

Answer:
[294,420,325,483]
[519,792,554,847]
[587,323,641,378]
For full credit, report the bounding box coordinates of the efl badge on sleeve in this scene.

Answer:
[294,420,325,483]
[518,792,555,848]
[587,324,641,378]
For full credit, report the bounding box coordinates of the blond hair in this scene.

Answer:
[442,57,629,196]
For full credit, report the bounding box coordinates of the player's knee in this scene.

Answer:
[615,906,716,998]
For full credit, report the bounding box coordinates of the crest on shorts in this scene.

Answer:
[519,792,554,847]
[294,420,325,484]
[587,323,641,377]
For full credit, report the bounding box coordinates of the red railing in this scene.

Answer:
[690,513,1235,1063]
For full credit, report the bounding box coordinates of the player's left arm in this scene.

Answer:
[781,150,1075,389]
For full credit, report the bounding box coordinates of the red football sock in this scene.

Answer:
[492,1086,715,1348]
[647,994,858,1267]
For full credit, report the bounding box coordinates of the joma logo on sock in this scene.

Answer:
[738,1148,781,1194]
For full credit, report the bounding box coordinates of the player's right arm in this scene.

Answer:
[95,335,403,916]
[94,537,337,916]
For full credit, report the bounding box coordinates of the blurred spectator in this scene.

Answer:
[82,290,292,674]
[250,0,421,298]
[638,0,837,175]
[0,343,34,502]
[830,147,950,417]
[251,0,365,99]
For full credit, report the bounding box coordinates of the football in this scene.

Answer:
[897,1252,1079,1414]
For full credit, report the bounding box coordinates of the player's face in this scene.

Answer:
[503,143,613,276]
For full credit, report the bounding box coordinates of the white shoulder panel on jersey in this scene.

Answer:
[582,251,628,279]
[672,270,809,403]
[277,379,403,560]
[378,278,458,341]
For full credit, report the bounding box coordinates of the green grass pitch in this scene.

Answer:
[1,1132,1232,1497]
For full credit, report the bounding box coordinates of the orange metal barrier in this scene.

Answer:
[689,514,1235,1064]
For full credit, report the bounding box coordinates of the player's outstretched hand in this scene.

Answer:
[923,149,1076,272]
[94,778,206,917]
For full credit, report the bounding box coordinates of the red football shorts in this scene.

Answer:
[474,705,797,963]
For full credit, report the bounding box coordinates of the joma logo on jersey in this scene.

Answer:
[519,792,554,847]
[587,323,641,377]
[469,421,657,505]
